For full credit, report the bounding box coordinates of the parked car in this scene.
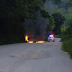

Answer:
[48,34,55,42]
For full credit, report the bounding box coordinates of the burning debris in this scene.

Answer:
[24,11,49,43]
[25,36,29,41]
[25,35,33,43]
[24,0,50,43]
[25,35,44,43]
[36,41,44,43]
[27,41,33,43]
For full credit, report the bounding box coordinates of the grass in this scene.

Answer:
[62,38,72,58]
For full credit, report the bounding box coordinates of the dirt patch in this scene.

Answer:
[9,51,49,59]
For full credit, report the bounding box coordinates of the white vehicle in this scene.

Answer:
[48,34,55,42]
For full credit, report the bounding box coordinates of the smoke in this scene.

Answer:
[24,11,49,38]
[41,0,55,13]
[24,0,50,39]
[25,0,67,39]
[34,11,49,37]
[24,0,68,39]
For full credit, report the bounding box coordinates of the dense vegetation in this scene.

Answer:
[1,0,69,46]
[40,10,55,32]
[59,0,72,58]
[0,0,43,45]
[52,12,65,35]
[0,0,58,45]
[42,0,72,58]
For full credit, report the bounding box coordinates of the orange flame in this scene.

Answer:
[36,41,44,43]
[27,41,33,43]
[25,36,44,43]
[25,36,33,43]
[25,36,29,41]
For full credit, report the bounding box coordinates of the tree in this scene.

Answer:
[55,0,62,4]
[52,13,65,35]
[40,10,55,33]
[63,7,72,27]
[0,0,42,44]
[66,0,72,7]
[54,5,66,16]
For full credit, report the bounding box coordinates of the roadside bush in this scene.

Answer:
[62,38,72,58]
[0,35,26,45]
[61,24,72,58]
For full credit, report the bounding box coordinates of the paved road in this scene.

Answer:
[0,38,72,72]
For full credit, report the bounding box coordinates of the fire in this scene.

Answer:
[25,35,44,43]
[25,35,33,43]
[36,41,44,43]
[25,36,29,41]
[27,41,33,43]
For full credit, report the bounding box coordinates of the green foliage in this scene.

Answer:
[40,10,50,18]
[0,35,26,45]
[52,12,65,34]
[0,0,42,45]
[61,21,72,58]
[0,0,42,19]
[52,0,72,58]
[66,0,72,7]
[62,39,72,57]
[48,14,55,30]
[60,7,72,34]
[55,0,62,4]
[40,10,55,32]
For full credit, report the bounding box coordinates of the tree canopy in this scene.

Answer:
[0,0,43,44]
[66,0,72,7]
[52,12,65,34]
[40,10,55,33]
[55,0,62,4]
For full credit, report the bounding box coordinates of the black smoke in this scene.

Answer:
[24,10,49,40]
[24,0,68,39]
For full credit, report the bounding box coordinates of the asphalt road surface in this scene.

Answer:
[0,38,72,72]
